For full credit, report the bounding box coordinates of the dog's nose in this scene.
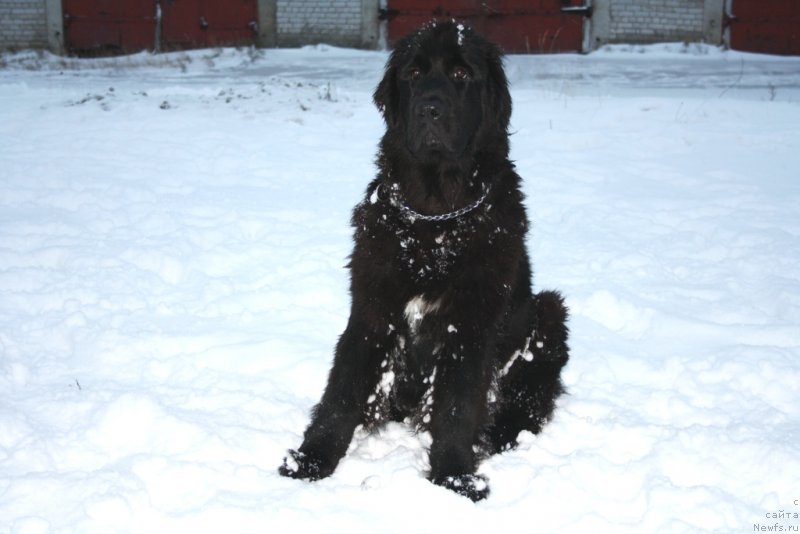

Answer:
[415,100,442,120]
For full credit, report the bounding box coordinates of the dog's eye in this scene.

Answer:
[405,67,422,81]
[452,67,470,81]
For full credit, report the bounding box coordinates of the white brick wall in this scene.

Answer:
[0,0,48,49]
[277,0,363,47]
[609,0,705,43]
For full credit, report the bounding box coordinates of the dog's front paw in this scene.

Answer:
[432,473,490,502]
[278,449,333,481]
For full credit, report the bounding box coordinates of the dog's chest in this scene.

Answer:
[397,224,473,280]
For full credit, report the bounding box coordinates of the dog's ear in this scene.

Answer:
[485,46,511,133]
[373,63,398,126]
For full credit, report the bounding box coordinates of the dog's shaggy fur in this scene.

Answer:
[279,21,570,501]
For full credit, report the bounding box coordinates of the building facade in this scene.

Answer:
[0,0,796,56]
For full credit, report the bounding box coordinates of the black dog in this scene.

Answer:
[279,21,569,501]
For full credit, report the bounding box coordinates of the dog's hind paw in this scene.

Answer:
[433,473,490,502]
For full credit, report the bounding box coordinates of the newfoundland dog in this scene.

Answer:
[279,21,569,501]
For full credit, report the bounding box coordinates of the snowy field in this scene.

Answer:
[1,43,799,533]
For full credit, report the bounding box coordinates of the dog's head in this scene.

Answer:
[374,21,511,164]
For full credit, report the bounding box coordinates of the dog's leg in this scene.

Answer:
[486,290,569,453]
[425,330,495,502]
[279,317,389,481]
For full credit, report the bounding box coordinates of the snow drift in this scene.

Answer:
[1,44,799,533]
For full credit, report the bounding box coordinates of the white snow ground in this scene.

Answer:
[1,44,799,533]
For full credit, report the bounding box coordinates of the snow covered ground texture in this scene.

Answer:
[1,44,799,533]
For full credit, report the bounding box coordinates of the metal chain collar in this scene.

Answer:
[376,183,492,223]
